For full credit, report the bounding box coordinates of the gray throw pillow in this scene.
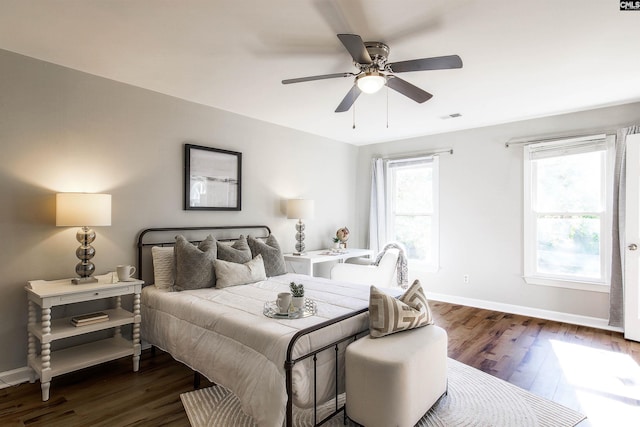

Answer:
[174,235,217,291]
[247,234,286,277]
[217,235,252,264]
[214,254,267,288]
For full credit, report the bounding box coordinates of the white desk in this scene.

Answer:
[284,248,373,277]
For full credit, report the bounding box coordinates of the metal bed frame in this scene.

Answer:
[136,226,369,427]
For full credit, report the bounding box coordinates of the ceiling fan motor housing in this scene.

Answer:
[362,41,390,70]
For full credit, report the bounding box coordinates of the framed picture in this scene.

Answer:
[184,144,242,210]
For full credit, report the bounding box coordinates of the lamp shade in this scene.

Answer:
[287,199,314,220]
[56,193,112,227]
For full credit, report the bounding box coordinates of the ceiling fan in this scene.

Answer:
[282,34,463,113]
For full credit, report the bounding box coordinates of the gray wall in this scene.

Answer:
[0,49,358,372]
[355,102,640,319]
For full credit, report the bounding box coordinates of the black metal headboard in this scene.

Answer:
[136,225,271,284]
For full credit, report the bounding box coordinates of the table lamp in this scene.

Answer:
[286,199,314,255]
[56,193,112,284]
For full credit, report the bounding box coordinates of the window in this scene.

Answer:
[386,157,439,271]
[523,134,614,291]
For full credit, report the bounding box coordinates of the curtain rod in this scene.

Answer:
[505,131,614,148]
[382,148,453,160]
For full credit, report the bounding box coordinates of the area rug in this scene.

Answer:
[180,358,586,427]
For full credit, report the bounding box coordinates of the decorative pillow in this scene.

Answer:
[217,235,252,264]
[369,280,434,338]
[214,254,267,288]
[174,235,217,291]
[247,234,286,277]
[151,246,174,290]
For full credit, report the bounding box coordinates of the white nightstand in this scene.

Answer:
[283,248,373,276]
[25,277,143,401]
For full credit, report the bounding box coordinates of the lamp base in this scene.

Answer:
[72,226,98,285]
[71,276,99,285]
[294,220,306,255]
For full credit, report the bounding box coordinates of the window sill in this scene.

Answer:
[523,276,610,293]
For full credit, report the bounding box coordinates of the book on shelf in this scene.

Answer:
[72,317,110,327]
[71,311,109,326]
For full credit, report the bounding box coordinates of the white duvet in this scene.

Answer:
[141,273,375,427]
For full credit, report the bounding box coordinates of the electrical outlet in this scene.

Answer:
[463,274,470,284]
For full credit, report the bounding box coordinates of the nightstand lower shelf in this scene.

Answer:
[29,336,137,378]
[28,336,140,400]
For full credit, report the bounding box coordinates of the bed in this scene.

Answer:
[136,226,386,427]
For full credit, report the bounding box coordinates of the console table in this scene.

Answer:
[25,277,143,401]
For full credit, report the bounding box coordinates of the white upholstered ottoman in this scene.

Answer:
[345,324,448,427]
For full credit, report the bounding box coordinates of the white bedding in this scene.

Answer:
[141,273,378,427]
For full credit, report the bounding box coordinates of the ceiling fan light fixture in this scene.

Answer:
[356,72,386,94]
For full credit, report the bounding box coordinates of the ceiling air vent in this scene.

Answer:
[440,113,462,120]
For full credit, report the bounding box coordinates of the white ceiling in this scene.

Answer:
[1,0,639,146]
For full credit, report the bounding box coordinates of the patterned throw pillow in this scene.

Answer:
[247,234,286,277]
[174,235,217,291]
[369,280,434,338]
[151,246,174,290]
[214,254,267,288]
[217,235,252,264]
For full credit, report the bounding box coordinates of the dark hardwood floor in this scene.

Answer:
[2,301,639,426]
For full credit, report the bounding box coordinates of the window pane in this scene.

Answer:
[393,215,431,262]
[393,167,433,213]
[536,215,601,278]
[535,151,603,212]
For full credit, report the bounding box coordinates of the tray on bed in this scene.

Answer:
[263,298,317,319]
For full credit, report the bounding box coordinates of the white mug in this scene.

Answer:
[276,292,292,314]
[117,265,136,282]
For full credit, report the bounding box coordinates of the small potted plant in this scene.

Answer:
[290,282,305,309]
[332,227,349,250]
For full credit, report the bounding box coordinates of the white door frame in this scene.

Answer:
[624,133,640,341]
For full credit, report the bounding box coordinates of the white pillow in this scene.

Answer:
[214,254,267,288]
[151,246,175,290]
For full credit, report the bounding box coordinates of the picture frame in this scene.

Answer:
[184,144,242,211]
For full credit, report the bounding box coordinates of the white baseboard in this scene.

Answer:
[0,367,33,389]
[427,292,624,333]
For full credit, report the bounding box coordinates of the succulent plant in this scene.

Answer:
[289,282,305,297]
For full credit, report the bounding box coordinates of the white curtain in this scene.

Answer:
[610,125,640,327]
[369,155,438,255]
[369,158,387,255]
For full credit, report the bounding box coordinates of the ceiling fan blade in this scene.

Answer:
[387,55,463,73]
[386,76,433,103]
[282,72,355,85]
[314,0,373,39]
[337,34,372,64]
[335,85,362,112]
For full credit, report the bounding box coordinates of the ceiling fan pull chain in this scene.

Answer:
[353,104,356,129]
[386,85,389,129]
